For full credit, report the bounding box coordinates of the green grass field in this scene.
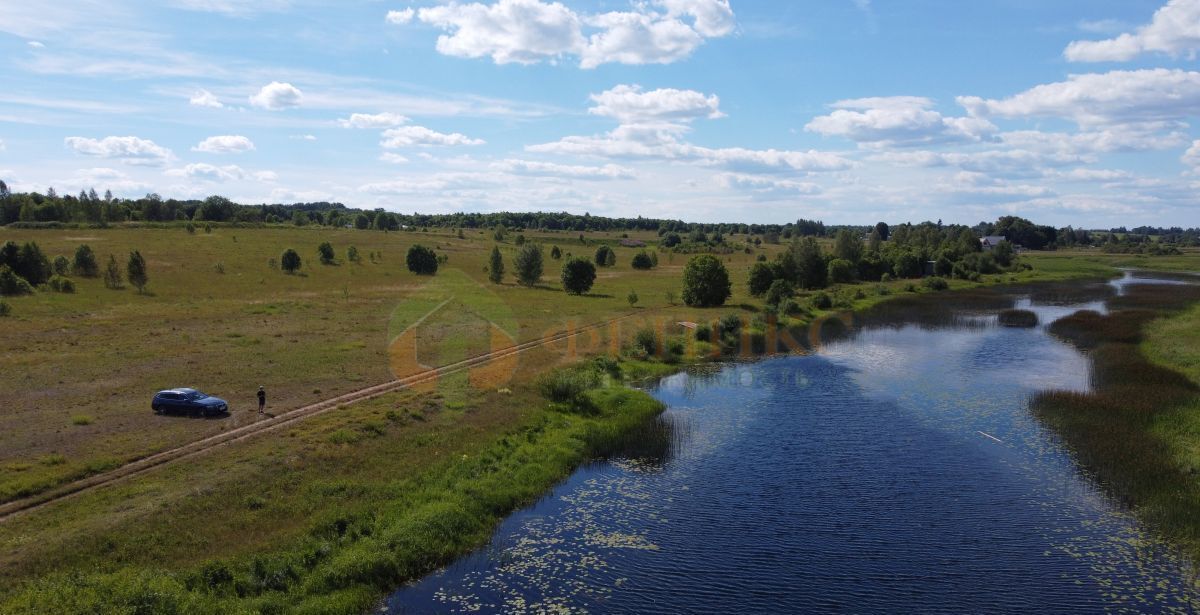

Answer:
[2,225,1194,612]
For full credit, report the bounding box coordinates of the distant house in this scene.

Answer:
[980,236,1007,250]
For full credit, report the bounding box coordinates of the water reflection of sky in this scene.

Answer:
[385,275,1200,614]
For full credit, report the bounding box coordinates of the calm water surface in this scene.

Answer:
[386,275,1200,613]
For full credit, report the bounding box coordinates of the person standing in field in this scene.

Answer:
[257,386,266,414]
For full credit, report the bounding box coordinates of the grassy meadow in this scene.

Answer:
[2,224,1195,612]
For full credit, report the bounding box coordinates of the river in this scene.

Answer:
[384,273,1200,613]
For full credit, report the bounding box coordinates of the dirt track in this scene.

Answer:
[0,312,640,522]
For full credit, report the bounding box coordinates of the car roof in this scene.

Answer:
[160,388,198,394]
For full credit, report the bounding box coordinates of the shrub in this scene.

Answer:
[764,279,794,309]
[52,255,70,276]
[48,275,75,293]
[280,249,302,274]
[923,276,949,291]
[186,223,196,234]
[1,241,51,286]
[594,245,615,267]
[665,290,676,305]
[72,245,99,277]
[880,272,893,283]
[318,242,336,265]
[214,262,225,274]
[103,255,124,289]
[127,250,148,294]
[627,290,638,307]
[560,257,596,295]
[488,246,505,284]
[347,246,361,263]
[631,251,653,270]
[537,367,600,408]
[71,414,94,426]
[810,291,833,310]
[633,327,657,355]
[827,258,856,284]
[513,243,544,286]
[747,261,780,296]
[718,313,742,335]
[0,301,9,316]
[0,265,33,296]
[550,245,562,259]
[681,254,732,307]
[515,234,526,246]
[406,245,438,275]
[694,322,712,341]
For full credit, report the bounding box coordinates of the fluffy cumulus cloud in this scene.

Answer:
[806,96,996,148]
[192,135,255,154]
[406,0,733,68]
[249,81,303,110]
[1184,140,1200,170]
[380,125,485,147]
[588,84,723,124]
[957,69,1200,126]
[1065,0,1200,62]
[166,163,250,182]
[65,135,173,166]
[492,159,635,180]
[189,89,223,108]
[385,8,414,24]
[337,112,409,129]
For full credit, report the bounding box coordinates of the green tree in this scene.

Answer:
[764,279,794,309]
[513,243,544,287]
[488,245,505,284]
[832,229,863,264]
[127,250,148,294]
[354,214,370,230]
[52,255,70,276]
[631,251,654,270]
[747,261,779,296]
[103,255,123,289]
[827,258,855,284]
[550,245,562,259]
[627,289,639,307]
[560,256,596,295]
[681,254,732,307]
[406,245,438,275]
[594,245,615,267]
[280,248,302,274]
[347,246,361,263]
[993,240,1015,267]
[317,242,335,265]
[874,221,890,241]
[791,237,828,289]
[73,244,99,277]
[0,265,33,296]
[867,228,883,253]
[515,234,526,246]
[493,225,507,241]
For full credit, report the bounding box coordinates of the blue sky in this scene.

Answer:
[1,0,1199,227]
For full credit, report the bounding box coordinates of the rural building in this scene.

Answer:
[980,236,1007,250]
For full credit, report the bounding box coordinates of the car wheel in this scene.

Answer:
[152,404,161,414]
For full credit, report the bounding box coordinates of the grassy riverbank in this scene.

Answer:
[1,359,667,613]
[1033,282,1200,561]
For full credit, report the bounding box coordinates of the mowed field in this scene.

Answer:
[0,225,773,504]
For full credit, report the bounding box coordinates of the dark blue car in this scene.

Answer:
[152,388,229,416]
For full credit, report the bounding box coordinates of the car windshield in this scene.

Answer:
[187,391,208,400]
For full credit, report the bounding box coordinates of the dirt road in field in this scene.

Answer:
[0,312,644,522]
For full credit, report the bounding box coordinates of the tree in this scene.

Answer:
[747,261,779,296]
[317,242,335,265]
[661,232,682,248]
[631,251,653,270]
[874,221,890,241]
[993,240,1015,267]
[73,244,99,277]
[0,266,33,296]
[594,245,615,267]
[406,244,438,275]
[560,256,596,295]
[347,246,361,263]
[627,290,639,307]
[867,228,882,253]
[513,243,544,286]
[14,242,50,286]
[681,254,731,307]
[764,279,794,309]
[281,248,302,274]
[104,255,124,289]
[53,255,70,276]
[488,245,505,284]
[791,237,828,289]
[828,258,855,284]
[832,229,863,264]
[354,214,370,230]
[127,250,148,293]
[550,245,562,259]
[515,234,526,246]
[493,225,507,241]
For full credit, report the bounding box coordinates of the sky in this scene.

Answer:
[1,0,1199,227]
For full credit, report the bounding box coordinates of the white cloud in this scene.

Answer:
[254,170,278,182]
[27,40,44,48]
[170,0,292,16]
[589,84,723,124]
[57,167,150,195]
[493,159,635,180]
[165,162,248,182]
[290,134,317,141]
[337,112,409,129]
[380,125,485,147]
[806,96,996,148]
[192,135,255,154]
[717,173,822,198]
[1065,0,1200,62]
[1183,140,1200,170]
[386,8,414,24]
[408,0,734,68]
[189,89,223,108]
[958,69,1200,126]
[249,81,302,110]
[65,135,173,166]
[0,139,5,151]
[380,152,409,164]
